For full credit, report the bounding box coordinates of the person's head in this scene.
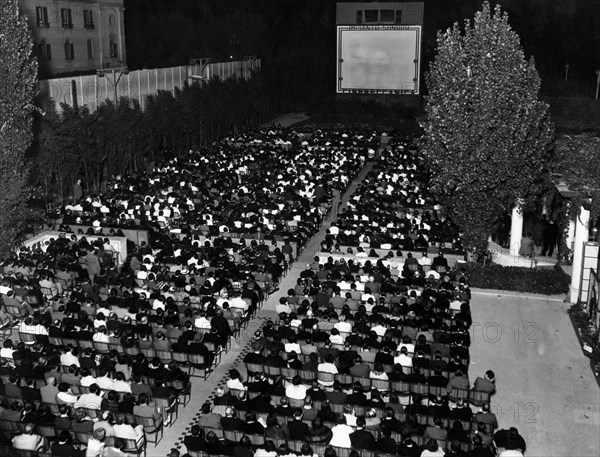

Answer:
[472,434,483,446]
[299,444,313,456]
[426,439,438,452]
[201,402,212,414]
[190,425,201,437]
[485,370,495,382]
[58,430,70,444]
[355,416,366,429]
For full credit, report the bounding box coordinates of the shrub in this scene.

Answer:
[463,263,570,295]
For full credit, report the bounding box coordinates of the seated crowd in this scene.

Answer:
[183,264,525,456]
[0,125,384,455]
[328,137,461,255]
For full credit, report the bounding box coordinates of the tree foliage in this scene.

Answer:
[554,133,600,222]
[29,75,281,204]
[420,1,554,253]
[0,0,38,256]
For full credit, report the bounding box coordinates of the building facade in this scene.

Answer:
[18,0,126,77]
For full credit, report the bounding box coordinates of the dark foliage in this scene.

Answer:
[464,262,570,295]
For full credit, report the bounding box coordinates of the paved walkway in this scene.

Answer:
[469,290,599,457]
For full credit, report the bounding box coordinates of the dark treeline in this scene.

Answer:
[124,0,600,107]
[28,75,285,205]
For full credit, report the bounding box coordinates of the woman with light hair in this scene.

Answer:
[86,427,106,457]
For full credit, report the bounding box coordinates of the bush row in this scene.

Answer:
[463,263,570,295]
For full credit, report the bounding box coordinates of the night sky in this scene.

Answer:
[123,0,600,102]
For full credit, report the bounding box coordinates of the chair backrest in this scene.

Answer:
[317,371,335,383]
[93,341,110,353]
[155,350,173,363]
[187,353,205,365]
[370,378,390,391]
[35,425,58,438]
[245,362,263,374]
[264,365,281,376]
[172,352,188,363]
[135,414,161,428]
[247,433,264,445]
[75,431,92,444]
[140,348,156,358]
[18,332,37,343]
[122,437,145,454]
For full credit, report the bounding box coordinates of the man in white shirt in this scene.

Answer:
[194,313,211,330]
[394,346,413,370]
[285,376,308,400]
[56,383,78,405]
[334,314,352,333]
[60,347,80,367]
[419,252,432,267]
[317,354,338,387]
[330,417,353,448]
[75,384,103,409]
[95,369,115,391]
[112,372,132,393]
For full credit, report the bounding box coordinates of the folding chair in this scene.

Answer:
[169,379,191,407]
[18,332,38,344]
[187,354,211,380]
[135,414,164,446]
[469,389,491,408]
[155,350,173,365]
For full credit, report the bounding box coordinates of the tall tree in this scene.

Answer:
[0,0,38,256]
[420,1,554,254]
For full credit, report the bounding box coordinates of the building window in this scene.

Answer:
[395,10,402,24]
[36,6,49,27]
[64,39,75,60]
[39,40,51,61]
[61,8,73,28]
[380,9,394,22]
[355,11,362,24]
[364,10,378,22]
[87,39,93,59]
[110,38,118,58]
[83,10,94,29]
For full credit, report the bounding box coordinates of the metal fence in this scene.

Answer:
[39,59,261,113]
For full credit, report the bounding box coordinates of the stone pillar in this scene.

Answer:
[509,201,524,258]
[570,206,590,303]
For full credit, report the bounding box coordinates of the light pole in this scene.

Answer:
[96,67,129,104]
[596,69,600,100]
[229,34,240,60]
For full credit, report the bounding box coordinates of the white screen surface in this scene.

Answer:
[337,26,421,93]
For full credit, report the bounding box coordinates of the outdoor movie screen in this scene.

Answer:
[336,25,421,94]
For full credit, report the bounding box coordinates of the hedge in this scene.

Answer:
[463,263,570,295]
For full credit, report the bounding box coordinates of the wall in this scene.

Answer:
[38,58,261,112]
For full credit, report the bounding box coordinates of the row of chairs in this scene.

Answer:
[0,435,146,456]
[0,413,160,448]
[186,431,473,457]
[243,365,487,403]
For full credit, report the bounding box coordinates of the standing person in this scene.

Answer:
[73,179,83,202]
[331,187,342,219]
[84,249,102,285]
[541,218,559,257]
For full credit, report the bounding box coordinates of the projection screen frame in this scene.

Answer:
[336,25,421,95]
